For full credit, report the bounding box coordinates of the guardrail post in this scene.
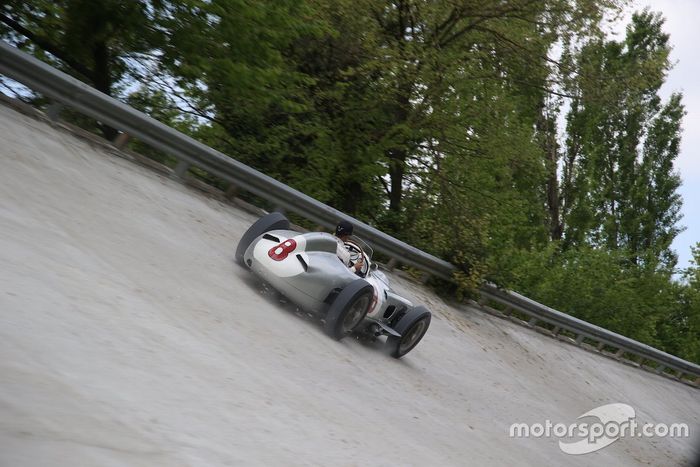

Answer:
[654,364,666,375]
[528,317,538,327]
[387,258,398,271]
[46,102,63,121]
[420,272,431,284]
[225,183,238,200]
[615,348,625,359]
[112,132,130,150]
[575,334,585,345]
[173,160,191,179]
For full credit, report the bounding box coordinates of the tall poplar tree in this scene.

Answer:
[561,10,684,269]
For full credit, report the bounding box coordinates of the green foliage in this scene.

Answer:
[2,0,162,91]
[490,240,700,363]
[1,0,164,137]
[157,0,328,191]
[657,244,700,363]
[498,245,666,342]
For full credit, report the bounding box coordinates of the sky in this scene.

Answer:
[618,0,700,272]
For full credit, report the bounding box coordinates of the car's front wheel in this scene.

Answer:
[324,280,373,340]
[386,306,431,358]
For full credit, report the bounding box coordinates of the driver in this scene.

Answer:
[334,220,364,274]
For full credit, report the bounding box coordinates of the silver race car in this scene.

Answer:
[235,213,431,358]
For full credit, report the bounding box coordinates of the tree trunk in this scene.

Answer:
[537,105,562,240]
[92,41,118,140]
[546,149,563,241]
[388,148,406,213]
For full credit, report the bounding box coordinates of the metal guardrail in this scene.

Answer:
[1,42,698,385]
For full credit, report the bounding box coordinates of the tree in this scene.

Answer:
[154,0,323,182]
[655,243,700,363]
[560,10,684,269]
[284,0,627,283]
[0,0,162,138]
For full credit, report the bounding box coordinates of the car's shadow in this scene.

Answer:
[237,268,312,317]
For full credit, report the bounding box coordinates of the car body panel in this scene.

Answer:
[245,230,359,312]
[243,229,416,332]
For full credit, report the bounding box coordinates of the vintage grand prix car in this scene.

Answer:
[235,212,431,358]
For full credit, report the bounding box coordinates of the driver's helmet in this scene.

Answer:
[335,220,353,237]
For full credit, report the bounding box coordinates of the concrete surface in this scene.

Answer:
[0,102,698,466]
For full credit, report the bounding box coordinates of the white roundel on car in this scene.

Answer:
[253,234,309,277]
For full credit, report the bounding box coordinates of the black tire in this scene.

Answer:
[386,306,431,358]
[324,280,374,341]
[235,212,290,266]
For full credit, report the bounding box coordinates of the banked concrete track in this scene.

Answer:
[0,102,698,466]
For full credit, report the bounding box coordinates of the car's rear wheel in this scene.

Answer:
[324,280,373,340]
[235,212,289,266]
[386,306,431,358]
